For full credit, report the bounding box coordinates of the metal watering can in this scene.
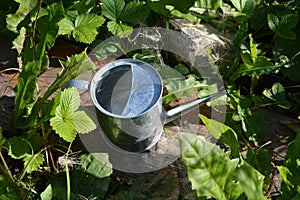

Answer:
[66,59,225,152]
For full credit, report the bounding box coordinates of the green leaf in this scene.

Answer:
[12,27,26,55]
[235,161,266,200]
[14,61,40,121]
[197,0,221,10]
[231,0,255,15]
[73,14,105,44]
[263,82,291,109]
[102,0,125,20]
[74,111,96,134]
[44,50,95,101]
[231,56,281,79]
[268,13,299,40]
[71,153,112,199]
[23,153,44,173]
[58,18,74,35]
[180,133,243,199]
[107,20,132,35]
[163,75,206,106]
[5,137,31,159]
[50,88,96,142]
[120,1,151,24]
[6,0,38,32]
[199,114,240,158]
[50,88,79,142]
[278,133,300,200]
[34,1,65,65]
[40,184,53,200]
[59,13,105,44]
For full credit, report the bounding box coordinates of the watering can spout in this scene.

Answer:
[164,90,227,124]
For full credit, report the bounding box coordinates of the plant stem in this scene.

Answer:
[0,150,13,180]
[66,142,73,200]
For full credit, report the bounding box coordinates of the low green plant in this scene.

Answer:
[0,0,299,199]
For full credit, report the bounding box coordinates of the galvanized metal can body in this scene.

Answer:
[90,59,164,152]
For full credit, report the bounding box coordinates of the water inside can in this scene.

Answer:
[96,62,161,117]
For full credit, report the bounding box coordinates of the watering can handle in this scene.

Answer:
[164,90,227,124]
[63,80,90,90]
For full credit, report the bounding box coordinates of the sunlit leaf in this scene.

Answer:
[231,0,255,15]
[199,114,240,158]
[50,88,96,142]
[235,161,266,200]
[107,20,132,35]
[278,133,300,200]
[263,82,291,109]
[14,61,40,120]
[6,0,38,32]
[23,153,44,173]
[73,14,105,44]
[74,111,96,134]
[180,133,243,199]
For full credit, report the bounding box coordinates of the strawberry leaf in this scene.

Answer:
[50,88,96,143]
[23,153,44,173]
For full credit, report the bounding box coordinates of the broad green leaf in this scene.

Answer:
[50,114,77,142]
[268,13,299,40]
[246,148,271,191]
[231,0,255,15]
[199,114,240,158]
[120,1,151,24]
[263,82,291,109]
[34,1,65,65]
[73,14,105,44]
[74,111,96,134]
[5,137,31,159]
[6,0,38,32]
[180,133,243,199]
[71,153,112,199]
[59,13,105,44]
[278,133,300,200]
[50,88,79,142]
[14,61,40,120]
[102,0,125,20]
[40,184,53,200]
[107,20,132,35]
[58,18,74,35]
[50,88,96,142]
[235,161,266,200]
[23,153,44,173]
